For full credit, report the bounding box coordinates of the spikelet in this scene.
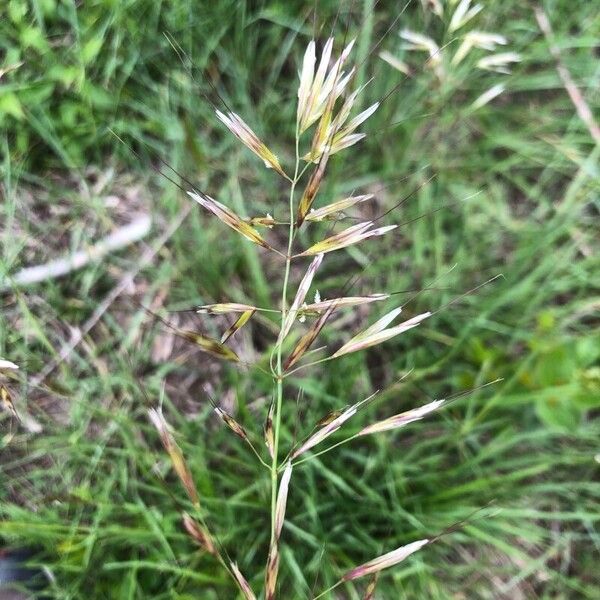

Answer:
[305,101,379,163]
[215,110,288,178]
[305,194,374,222]
[1,386,18,419]
[231,563,258,600]
[247,214,279,228]
[332,310,431,358]
[274,462,292,539]
[470,84,505,110]
[297,38,356,133]
[400,30,440,61]
[148,408,199,507]
[477,52,521,74]
[448,0,482,33]
[264,541,280,600]
[297,40,317,128]
[379,50,412,76]
[296,150,330,226]
[452,31,507,66]
[188,191,274,251]
[283,300,337,370]
[176,329,240,362]
[363,573,380,600]
[342,539,430,580]
[264,399,275,459]
[291,394,374,459]
[296,222,397,257]
[221,309,256,343]
[300,293,388,316]
[358,399,445,436]
[278,254,324,345]
[182,513,217,555]
[197,302,257,315]
[214,407,250,442]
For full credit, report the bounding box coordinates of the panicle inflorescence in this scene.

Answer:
[145,26,496,598]
[381,0,520,110]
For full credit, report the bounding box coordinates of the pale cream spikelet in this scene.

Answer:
[215,110,288,179]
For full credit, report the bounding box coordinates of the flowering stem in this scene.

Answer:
[269,125,301,555]
[291,433,360,468]
[312,580,342,600]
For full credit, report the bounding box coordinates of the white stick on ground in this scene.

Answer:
[2,215,152,290]
[23,206,191,432]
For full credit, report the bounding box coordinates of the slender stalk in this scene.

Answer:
[269,125,301,546]
[312,580,342,600]
[291,434,360,468]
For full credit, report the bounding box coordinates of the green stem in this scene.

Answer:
[312,579,342,600]
[269,126,301,547]
[291,434,360,469]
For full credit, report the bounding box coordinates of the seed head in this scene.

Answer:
[278,254,324,345]
[177,328,240,362]
[264,541,280,600]
[264,400,275,459]
[449,0,482,33]
[342,538,430,581]
[197,303,257,315]
[182,513,217,555]
[230,562,258,600]
[214,407,249,442]
[1,386,18,419]
[221,309,256,343]
[215,110,288,178]
[332,310,431,358]
[274,462,292,539]
[477,52,521,74]
[188,191,275,251]
[297,38,356,133]
[358,399,446,436]
[297,222,397,257]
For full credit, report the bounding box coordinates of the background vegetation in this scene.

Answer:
[1,0,599,598]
